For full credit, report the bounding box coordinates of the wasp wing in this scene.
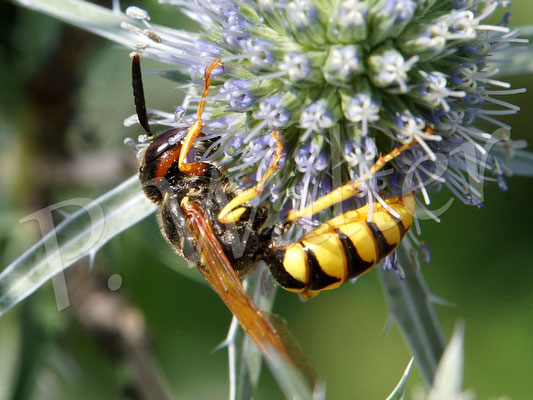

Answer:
[180,198,291,364]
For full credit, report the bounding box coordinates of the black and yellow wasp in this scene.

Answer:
[131,54,416,360]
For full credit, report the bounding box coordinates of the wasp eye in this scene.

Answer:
[144,127,188,164]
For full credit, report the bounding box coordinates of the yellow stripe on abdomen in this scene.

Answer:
[282,244,309,291]
[301,232,347,290]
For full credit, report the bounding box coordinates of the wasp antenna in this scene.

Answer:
[131,53,152,137]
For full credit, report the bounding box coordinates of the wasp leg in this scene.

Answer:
[218,130,284,224]
[178,59,224,176]
[159,192,200,265]
[286,135,427,222]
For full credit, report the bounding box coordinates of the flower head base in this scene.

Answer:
[123,0,525,227]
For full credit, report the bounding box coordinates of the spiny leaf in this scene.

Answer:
[11,0,195,50]
[0,175,155,316]
[377,241,446,385]
[386,357,414,400]
[226,265,277,400]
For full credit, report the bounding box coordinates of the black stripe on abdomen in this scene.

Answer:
[335,229,374,279]
[366,221,396,260]
[397,219,407,238]
[303,245,340,291]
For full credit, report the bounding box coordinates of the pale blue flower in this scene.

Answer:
[120,0,525,227]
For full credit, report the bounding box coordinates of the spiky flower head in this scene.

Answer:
[123,0,524,226]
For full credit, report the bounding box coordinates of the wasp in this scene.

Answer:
[131,54,416,359]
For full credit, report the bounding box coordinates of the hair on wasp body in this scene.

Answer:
[131,52,417,311]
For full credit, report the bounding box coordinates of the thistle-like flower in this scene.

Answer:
[1,1,530,395]
[123,0,525,229]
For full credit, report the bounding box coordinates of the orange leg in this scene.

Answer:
[286,131,429,222]
[218,130,284,224]
[178,59,224,176]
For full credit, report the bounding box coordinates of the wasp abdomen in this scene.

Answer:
[271,195,414,298]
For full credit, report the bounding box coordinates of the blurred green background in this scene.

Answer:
[0,1,532,399]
